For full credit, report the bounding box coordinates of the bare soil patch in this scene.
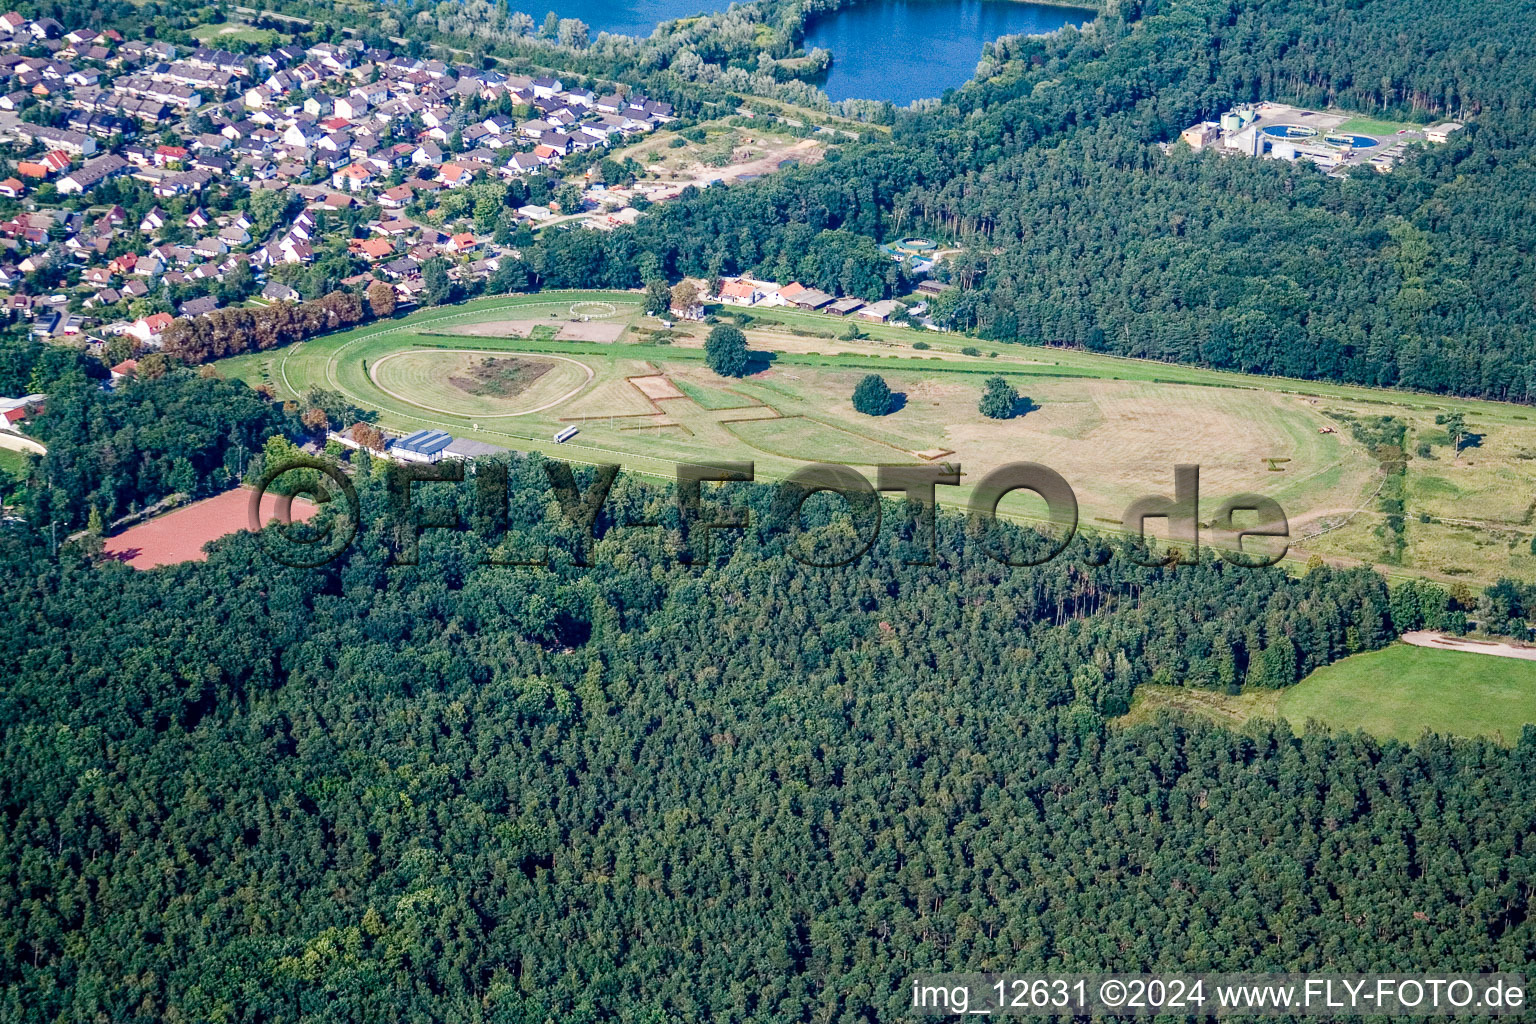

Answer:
[448,356,552,398]
[630,375,685,400]
[556,320,628,343]
[103,487,316,569]
[1400,631,1536,662]
[442,319,545,338]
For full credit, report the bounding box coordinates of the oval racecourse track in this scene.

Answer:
[276,294,639,424]
[368,349,594,417]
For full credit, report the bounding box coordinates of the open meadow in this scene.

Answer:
[0,448,32,477]
[188,21,280,45]
[212,290,1536,583]
[1118,643,1536,744]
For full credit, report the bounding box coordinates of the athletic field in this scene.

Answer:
[103,487,317,569]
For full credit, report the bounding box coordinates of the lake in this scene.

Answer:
[549,1,1094,103]
[544,0,726,38]
[805,1,1094,104]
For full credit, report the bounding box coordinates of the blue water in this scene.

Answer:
[544,0,1094,104]
[1261,125,1380,148]
[544,0,718,38]
[806,0,1094,104]
[1326,133,1379,148]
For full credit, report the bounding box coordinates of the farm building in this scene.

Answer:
[858,299,901,323]
[718,279,764,306]
[780,282,833,310]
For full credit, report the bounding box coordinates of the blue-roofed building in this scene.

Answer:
[390,428,453,463]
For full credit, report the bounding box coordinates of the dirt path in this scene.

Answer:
[0,431,45,455]
[1400,631,1536,662]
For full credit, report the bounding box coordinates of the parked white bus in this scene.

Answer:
[553,425,579,443]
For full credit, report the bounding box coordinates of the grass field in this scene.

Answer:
[0,448,33,477]
[1118,644,1536,744]
[1337,115,1419,135]
[189,22,280,45]
[1282,645,1536,742]
[370,350,592,417]
[212,289,1536,582]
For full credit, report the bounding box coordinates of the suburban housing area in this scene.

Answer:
[0,8,680,352]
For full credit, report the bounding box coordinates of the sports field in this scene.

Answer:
[103,487,317,569]
[1119,643,1536,744]
[212,289,1536,582]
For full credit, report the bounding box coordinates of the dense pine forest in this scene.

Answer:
[2,463,1532,1022]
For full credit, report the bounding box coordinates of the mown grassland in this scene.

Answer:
[1119,644,1536,744]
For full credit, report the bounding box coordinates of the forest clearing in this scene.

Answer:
[1119,643,1536,744]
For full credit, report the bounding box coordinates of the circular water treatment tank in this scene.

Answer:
[1324,133,1379,149]
[1261,124,1318,139]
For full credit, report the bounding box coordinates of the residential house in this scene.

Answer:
[378,183,413,209]
[719,278,765,306]
[177,295,219,317]
[126,312,172,344]
[332,162,375,191]
[348,236,394,261]
[438,162,473,187]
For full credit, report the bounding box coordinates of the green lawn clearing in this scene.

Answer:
[1119,643,1536,744]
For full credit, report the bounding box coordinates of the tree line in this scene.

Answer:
[160,287,386,365]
